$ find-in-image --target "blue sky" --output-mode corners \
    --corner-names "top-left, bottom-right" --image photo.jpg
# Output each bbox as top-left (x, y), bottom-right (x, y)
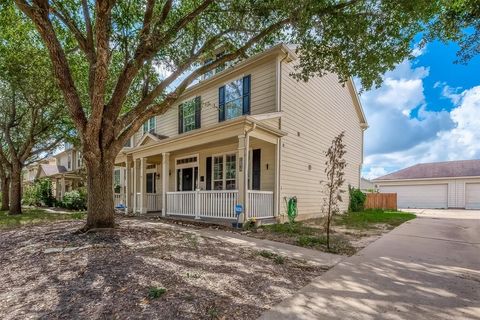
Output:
top-left (360, 40), bottom-right (480, 179)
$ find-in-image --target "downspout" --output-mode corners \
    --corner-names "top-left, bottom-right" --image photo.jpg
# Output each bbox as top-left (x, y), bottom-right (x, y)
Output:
top-left (275, 50), bottom-right (290, 218)
top-left (243, 123), bottom-right (256, 222)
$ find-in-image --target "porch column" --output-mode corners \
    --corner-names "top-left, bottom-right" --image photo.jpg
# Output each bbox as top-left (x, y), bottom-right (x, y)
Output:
top-left (237, 134), bottom-right (249, 222)
top-left (55, 178), bottom-right (60, 200)
top-left (139, 157), bottom-right (147, 214)
top-left (133, 159), bottom-right (138, 213)
top-left (125, 156), bottom-right (133, 213)
top-left (161, 152), bottom-right (170, 217)
top-left (274, 137), bottom-right (281, 217)
top-left (60, 175), bottom-right (66, 200)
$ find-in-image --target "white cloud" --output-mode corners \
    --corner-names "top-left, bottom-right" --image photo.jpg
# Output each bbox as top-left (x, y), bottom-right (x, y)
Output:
top-left (363, 85), bottom-right (480, 179)
top-left (359, 58), bottom-right (454, 156)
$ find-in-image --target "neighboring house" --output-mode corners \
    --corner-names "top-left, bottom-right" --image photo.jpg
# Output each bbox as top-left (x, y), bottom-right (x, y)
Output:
top-left (114, 43), bottom-right (368, 222)
top-left (360, 178), bottom-right (375, 192)
top-left (22, 144), bottom-right (85, 200)
top-left (374, 159), bottom-right (480, 209)
top-left (50, 145), bottom-right (84, 200)
top-left (23, 157), bottom-right (57, 186)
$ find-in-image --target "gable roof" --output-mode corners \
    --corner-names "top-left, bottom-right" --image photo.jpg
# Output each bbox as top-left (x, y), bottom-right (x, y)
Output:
top-left (135, 132), bottom-right (169, 148)
top-left (374, 159), bottom-right (480, 181)
top-left (38, 164), bottom-right (67, 177)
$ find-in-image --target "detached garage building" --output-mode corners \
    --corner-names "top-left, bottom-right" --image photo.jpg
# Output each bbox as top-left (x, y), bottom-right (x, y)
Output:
top-left (374, 160), bottom-right (480, 209)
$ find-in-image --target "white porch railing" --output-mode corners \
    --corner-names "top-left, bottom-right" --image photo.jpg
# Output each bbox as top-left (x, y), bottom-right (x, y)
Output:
top-left (132, 193), bottom-right (162, 212)
top-left (248, 190), bottom-right (274, 218)
top-left (114, 193), bottom-right (124, 207)
top-left (166, 190), bottom-right (239, 219)
top-left (146, 193), bottom-right (162, 212)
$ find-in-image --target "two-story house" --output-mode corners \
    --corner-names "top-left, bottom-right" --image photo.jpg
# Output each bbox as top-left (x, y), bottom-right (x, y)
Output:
top-left (114, 43), bottom-right (368, 222)
top-left (25, 143), bottom-right (85, 200)
top-left (23, 157), bottom-right (58, 186)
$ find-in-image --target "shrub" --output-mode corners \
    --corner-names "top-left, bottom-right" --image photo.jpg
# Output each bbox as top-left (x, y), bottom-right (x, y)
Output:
top-left (148, 287), bottom-right (166, 299)
top-left (22, 178), bottom-right (56, 207)
top-left (348, 185), bottom-right (366, 212)
top-left (60, 187), bottom-right (87, 210)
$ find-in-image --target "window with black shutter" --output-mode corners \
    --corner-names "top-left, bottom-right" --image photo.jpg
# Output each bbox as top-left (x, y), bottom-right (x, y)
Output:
top-left (179, 97), bottom-right (200, 133)
top-left (219, 75), bottom-right (251, 122)
top-left (206, 157), bottom-right (212, 190)
top-left (252, 149), bottom-right (261, 190)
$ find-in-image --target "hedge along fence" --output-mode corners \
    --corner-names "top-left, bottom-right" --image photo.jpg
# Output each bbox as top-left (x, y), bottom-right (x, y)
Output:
top-left (365, 193), bottom-right (397, 210)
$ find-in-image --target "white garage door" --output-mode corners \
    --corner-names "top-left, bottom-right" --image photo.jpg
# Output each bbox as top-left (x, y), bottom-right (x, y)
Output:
top-left (465, 183), bottom-right (480, 209)
top-left (380, 184), bottom-right (448, 209)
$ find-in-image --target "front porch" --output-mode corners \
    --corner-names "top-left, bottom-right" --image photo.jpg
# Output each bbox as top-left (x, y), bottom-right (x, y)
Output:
top-left (114, 116), bottom-right (284, 222)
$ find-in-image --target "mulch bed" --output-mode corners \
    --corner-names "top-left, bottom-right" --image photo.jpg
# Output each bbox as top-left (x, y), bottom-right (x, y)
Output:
top-left (0, 218), bottom-right (326, 319)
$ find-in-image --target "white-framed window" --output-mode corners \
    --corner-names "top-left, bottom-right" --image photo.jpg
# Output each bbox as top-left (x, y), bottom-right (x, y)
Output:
top-left (224, 79), bottom-right (243, 120)
top-left (143, 117), bottom-right (156, 134)
top-left (213, 155), bottom-right (223, 190)
top-left (67, 153), bottom-right (72, 170)
top-left (212, 153), bottom-right (236, 190)
top-left (182, 100), bottom-right (196, 133)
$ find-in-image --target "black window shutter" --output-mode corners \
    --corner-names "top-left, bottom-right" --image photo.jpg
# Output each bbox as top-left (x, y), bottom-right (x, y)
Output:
top-left (218, 86), bottom-right (225, 122)
top-left (195, 96), bottom-right (201, 129)
top-left (242, 75), bottom-right (251, 115)
top-left (252, 149), bottom-right (261, 190)
top-left (178, 104), bottom-right (184, 134)
top-left (206, 157), bottom-right (212, 190)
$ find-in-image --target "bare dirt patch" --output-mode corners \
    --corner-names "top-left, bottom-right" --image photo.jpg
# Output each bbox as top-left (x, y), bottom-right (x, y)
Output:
top-left (0, 218), bottom-right (326, 320)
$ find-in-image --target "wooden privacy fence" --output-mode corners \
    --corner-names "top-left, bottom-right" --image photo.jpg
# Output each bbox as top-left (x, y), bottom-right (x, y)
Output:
top-left (365, 193), bottom-right (397, 210)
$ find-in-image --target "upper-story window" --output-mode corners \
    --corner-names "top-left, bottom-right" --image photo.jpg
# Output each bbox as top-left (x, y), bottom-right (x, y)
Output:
top-left (178, 97), bottom-right (201, 134)
top-left (77, 151), bottom-right (82, 168)
top-left (124, 136), bottom-right (133, 148)
top-left (219, 75), bottom-right (251, 122)
top-left (67, 153), bottom-right (72, 170)
top-left (202, 52), bottom-right (227, 80)
top-left (143, 117), bottom-right (156, 134)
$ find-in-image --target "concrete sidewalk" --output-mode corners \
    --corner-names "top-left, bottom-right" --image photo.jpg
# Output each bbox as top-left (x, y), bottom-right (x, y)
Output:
top-left (260, 209), bottom-right (480, 320)
top-left (198, 228), bottom-right (344, 267)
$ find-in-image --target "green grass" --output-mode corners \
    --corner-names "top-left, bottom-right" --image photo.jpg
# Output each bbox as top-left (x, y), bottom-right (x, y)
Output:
top-left (148, 287), bottom-right (167, 299)
top-left (335, 209), bottom-right (416, 229)
top-left (257, 250), bottom-right (286, 264)
top-left (263, 221), bottom-right (317, 236)
top-left (0, 208), bottom-right (85, 229)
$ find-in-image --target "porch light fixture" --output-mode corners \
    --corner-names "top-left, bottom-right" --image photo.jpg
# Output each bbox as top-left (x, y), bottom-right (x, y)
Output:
top-left (266, 164), bottom-right (269, 170)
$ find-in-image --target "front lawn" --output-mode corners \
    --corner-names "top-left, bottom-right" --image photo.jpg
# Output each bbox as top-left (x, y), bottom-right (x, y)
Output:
top-left (247, 209), bottom-right (416, 255)
top-left (0, 208), bottom-right (85, 229)
top-left (0, 217), bottom-right (325, 319)
top-left (335, 209), bottom-right (416, 230)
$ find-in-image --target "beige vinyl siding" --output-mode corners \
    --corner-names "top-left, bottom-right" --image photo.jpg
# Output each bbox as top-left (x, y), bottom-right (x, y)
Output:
top-left (279, 62), bottom-right (363, 218)
top-left (131, 58), bottom-right (277, 146)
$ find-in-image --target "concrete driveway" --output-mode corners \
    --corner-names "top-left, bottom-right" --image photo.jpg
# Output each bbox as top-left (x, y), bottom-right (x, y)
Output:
top-left (260, 209), bottom-right (480, 320)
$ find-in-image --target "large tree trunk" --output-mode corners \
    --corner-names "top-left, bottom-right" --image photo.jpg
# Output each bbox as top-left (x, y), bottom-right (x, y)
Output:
top-left (83, 157), bottom-right (115, 230)
top-left (1, 176), bottom-right (10, 211)
top-left (9, 164), bottom-right (22, 215)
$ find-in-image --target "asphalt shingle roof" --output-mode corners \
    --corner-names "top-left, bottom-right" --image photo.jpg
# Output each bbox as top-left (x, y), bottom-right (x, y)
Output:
top-left (40, 164), bottom-right (67, 176)
top-left (374, 159), bottom-right (480, 180)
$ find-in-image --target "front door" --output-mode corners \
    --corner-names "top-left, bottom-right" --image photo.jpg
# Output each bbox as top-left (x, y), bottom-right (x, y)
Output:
top-left (182, 167), bottom-right (193, 191)
top-left (176, 167), bottom-right (198, 191)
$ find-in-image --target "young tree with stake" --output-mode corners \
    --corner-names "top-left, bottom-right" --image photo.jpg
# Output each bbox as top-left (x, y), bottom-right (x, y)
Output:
top-left (323, 131), bottom-right (347, 250)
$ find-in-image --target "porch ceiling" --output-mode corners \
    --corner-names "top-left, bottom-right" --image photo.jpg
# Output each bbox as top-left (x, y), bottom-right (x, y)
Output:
top-left (115, 116), bottom-right (285, 164)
